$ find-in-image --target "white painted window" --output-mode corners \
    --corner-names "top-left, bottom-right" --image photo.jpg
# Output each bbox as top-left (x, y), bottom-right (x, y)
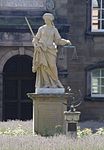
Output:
top-left (91, 69), bottom-right (104, 97)
top-left (91, 0), bottom-right (104, 31)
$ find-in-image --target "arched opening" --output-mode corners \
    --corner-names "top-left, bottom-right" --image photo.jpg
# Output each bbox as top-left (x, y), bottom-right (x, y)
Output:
top-left (3, 55), bottom-right (35, 121)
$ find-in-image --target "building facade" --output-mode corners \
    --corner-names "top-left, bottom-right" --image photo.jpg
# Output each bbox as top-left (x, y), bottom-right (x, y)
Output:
top-left (68, 0), bottom-right (104, 120)
top-left (0, 0), bottom-right (104, 121)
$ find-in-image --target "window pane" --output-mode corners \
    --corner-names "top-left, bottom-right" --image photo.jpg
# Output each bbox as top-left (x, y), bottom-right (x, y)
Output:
top-left (101, 69), bottom-right (104, 76)
top-left (92, 9), bottom-right (99, 30)
top-left (92, 0), bottom-right (99, 8)
top-left (102, 0), bottom-right (104, 8)
top-left (92, 69), bottom-right (100, 77)
top-left (91, 68), bottom-right (104, 96)
top-left (101, 78), bottom-right (104, 85)
top-left (92, 77), bottom-right (100, 86)
top-left (102, 10), bottom-right (104, 18)
top-left (92, 86), bottom-right (100, 94)
top-left (101, 87), bottom-right (104, 94)
top-left (101, 20), bottom-right (104, 29)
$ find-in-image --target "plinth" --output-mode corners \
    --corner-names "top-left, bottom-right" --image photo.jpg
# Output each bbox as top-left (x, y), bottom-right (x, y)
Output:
top-left (27, 90), bottom-right (68, 135)
top-left (64, 111), bottom-right (81, 137)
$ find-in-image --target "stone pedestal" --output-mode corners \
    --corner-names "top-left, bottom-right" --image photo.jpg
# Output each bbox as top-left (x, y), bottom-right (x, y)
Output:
top-left (27, 93), bottom-right (68, 135)
top-left (64, 111), bottom-right (81, 137)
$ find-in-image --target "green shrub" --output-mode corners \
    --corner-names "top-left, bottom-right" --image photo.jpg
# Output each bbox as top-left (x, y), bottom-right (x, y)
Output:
top-left (77, 128), bottom-right (92, 138)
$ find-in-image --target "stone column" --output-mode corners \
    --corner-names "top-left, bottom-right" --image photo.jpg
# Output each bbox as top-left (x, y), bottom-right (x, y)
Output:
top-left (64, 111), bottom-right (81, 137)
top-left (27, 93), bottom-right (68, 135)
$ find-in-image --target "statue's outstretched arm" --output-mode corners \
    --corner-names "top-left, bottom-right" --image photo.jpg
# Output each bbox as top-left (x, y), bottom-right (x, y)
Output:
top-left (54, 27), bottom-right (72, 46)
top-left (58, 39), bottom-right (71, 45)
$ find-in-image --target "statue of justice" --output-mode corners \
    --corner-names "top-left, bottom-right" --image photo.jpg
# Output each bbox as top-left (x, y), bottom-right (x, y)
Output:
top-left (25, 13), bottom-right (72, 88)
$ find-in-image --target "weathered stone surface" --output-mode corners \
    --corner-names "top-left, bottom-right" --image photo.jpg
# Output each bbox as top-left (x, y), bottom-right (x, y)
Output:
top-left (27, 93), bottom-right (68, 135)
top-left (0, 0), bottom-right (46, 8)
top-left (35, 88), bottom-right (65, 94)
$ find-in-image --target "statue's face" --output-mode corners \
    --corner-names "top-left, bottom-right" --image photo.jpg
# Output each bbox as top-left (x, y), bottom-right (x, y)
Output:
top-left (44, 18), bottom-right (52, 26)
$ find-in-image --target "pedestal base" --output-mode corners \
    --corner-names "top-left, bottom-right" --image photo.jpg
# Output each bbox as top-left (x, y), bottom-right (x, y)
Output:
top-left (27, 93), bottom-right (68, 135)
top-left (36, 88), bottom-right (65, 94)
top-left (64, 111), bottom-right (81, 137)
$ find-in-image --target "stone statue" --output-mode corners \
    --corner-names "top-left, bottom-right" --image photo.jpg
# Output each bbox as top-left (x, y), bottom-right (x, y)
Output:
top-left (32, 13), bottom-right (71, 88)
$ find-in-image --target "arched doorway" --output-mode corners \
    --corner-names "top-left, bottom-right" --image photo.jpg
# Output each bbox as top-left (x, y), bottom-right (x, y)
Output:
top-left (3, 55), bottom-right (35, 121)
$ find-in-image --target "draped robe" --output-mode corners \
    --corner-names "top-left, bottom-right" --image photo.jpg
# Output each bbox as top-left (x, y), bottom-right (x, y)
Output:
top-left (32, 25), bottom-right (70, 88)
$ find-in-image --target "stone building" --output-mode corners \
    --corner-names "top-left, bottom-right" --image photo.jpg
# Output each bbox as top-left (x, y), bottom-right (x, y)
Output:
top-left (0, 0), bottom-right (103, 121)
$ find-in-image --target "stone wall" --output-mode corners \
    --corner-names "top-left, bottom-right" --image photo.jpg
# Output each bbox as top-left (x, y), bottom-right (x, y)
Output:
top-left (54, 0), bottom-right (68, 17)
top-left (0, 0), bottom-right (46, 9)
top-left (67, 0), bottom-right (86, 93)
top-left (67, 0), bottom-right (104, 120)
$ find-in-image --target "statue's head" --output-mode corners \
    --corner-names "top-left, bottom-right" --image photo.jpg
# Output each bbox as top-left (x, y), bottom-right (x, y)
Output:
top-left (43, 13), bottom-right (54, 23)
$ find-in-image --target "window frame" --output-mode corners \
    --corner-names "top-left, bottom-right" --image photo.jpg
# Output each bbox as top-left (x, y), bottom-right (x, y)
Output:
top-left (91, 0), bottom-right (104, 32)
top-left (91, 68), bottom-right (104, 97)
top-left (85, 62), bottom-right (104, 101)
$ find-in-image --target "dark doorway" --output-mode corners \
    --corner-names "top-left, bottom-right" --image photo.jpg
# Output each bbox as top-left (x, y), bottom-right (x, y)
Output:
top-left (3, 55), bottom-right (35, 121)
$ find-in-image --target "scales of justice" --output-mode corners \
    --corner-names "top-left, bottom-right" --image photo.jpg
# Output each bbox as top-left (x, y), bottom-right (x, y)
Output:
top-left (26, 13), bottom-right (79, 135)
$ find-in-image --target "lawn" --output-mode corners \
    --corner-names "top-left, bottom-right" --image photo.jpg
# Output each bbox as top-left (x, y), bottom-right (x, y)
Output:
top-left (0, 120), bottom-right (104, 150)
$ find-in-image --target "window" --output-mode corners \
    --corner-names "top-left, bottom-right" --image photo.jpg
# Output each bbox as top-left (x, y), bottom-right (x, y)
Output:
top-left (85, 62), bottom-right (104, 100)
top-left (91, 69), bottom-right (104, 97)
top-left (91, 0), bottom-right (104, 31)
